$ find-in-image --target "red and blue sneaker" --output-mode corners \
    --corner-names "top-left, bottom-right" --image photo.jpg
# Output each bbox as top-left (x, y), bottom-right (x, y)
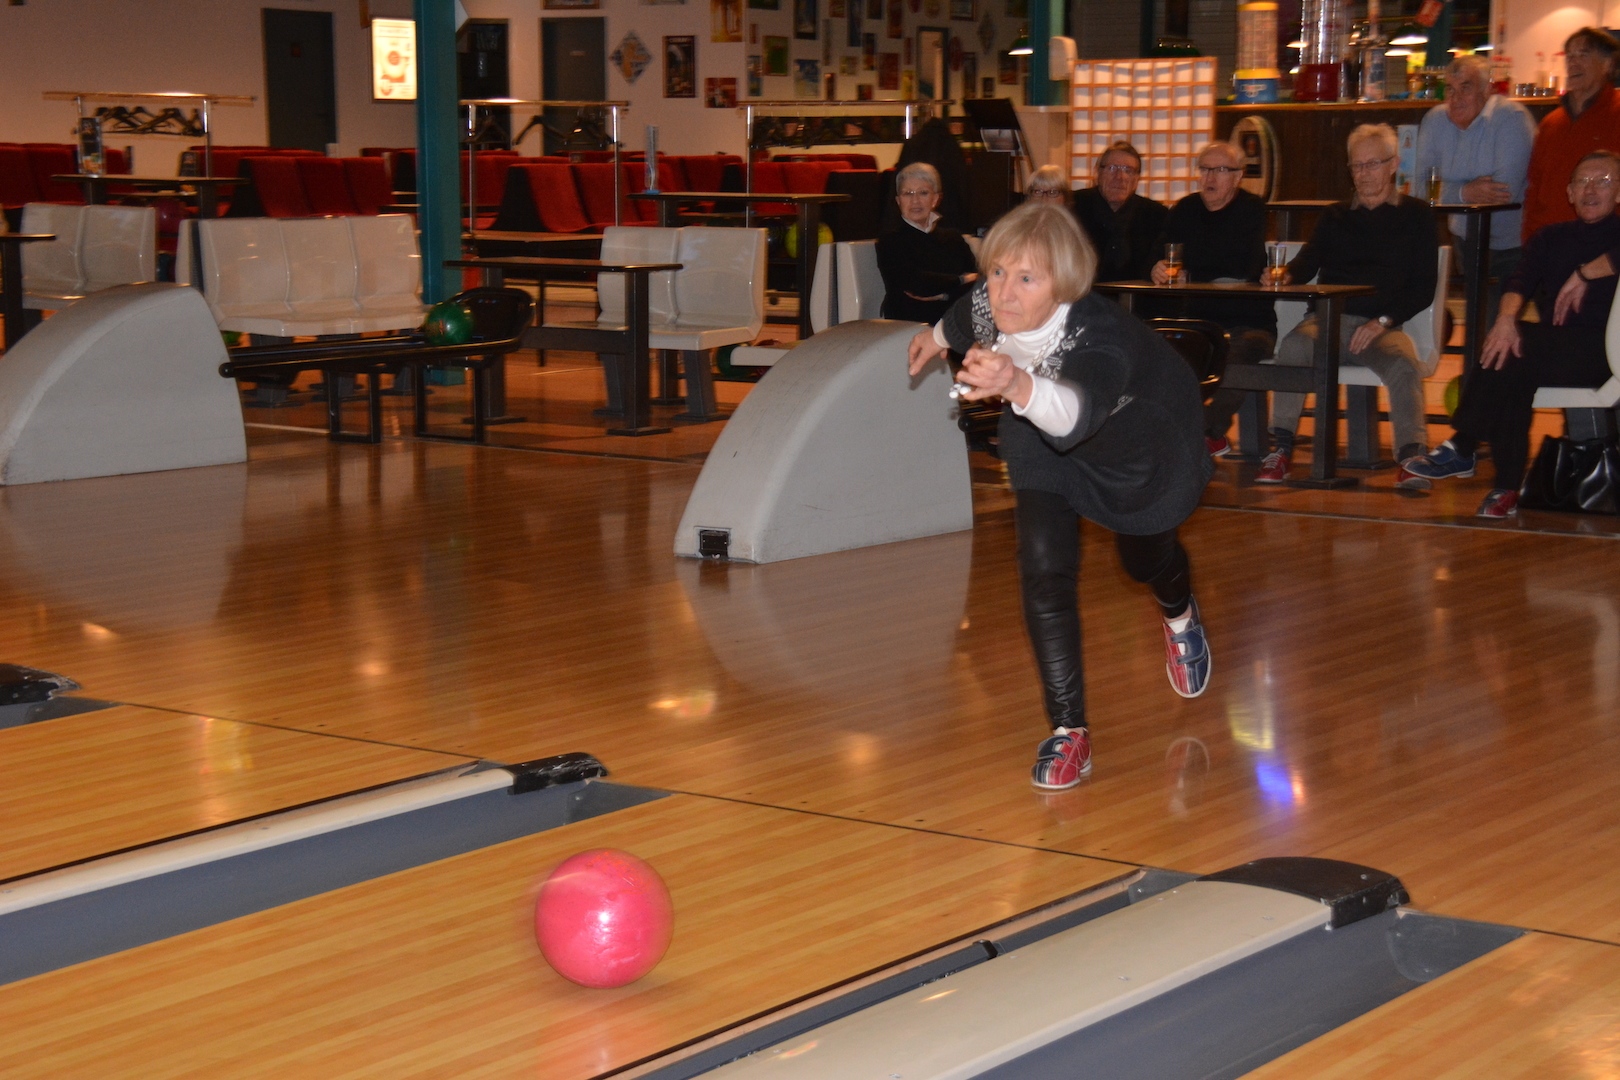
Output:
top-left (1164, 597), bottom-right (1211, 699)
top-left (1031, 726), bottom-right (1092, 790)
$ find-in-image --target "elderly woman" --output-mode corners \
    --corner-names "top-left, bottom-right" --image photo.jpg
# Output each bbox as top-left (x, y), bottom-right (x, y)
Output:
top-left (1025, 164), bottom-right (1073, 207)
top-left (877, 162), bottom-right (979, 323)
top-left (907, 202), bottom-right (1212, 790)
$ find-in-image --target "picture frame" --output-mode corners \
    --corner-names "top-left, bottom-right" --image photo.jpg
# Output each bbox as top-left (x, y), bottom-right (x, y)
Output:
top-left (949, 0), bottom-right (973, 19)
top-left (712, 0), bottom-right (743, 41)
top-left (544, 0), bottom-right (599, 9)
top-left (878, 51), bottom-right (899, 89)
top-left (664, 35), bottom-right (697, 97)
top-left (706, 77), bottom-right (738, 106)
top-left (793, 57), bottom-right (822, 96)
top-left (763, 34), bottom-right (790, 75)
top-left (794, 0), bottom-right (818, 39)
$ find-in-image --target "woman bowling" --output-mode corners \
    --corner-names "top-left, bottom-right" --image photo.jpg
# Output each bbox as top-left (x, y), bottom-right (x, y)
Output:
top-left (907, 201), bottom-right (1212, 790)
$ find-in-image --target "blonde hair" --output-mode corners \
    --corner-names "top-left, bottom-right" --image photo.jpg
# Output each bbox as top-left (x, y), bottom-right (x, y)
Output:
top-left (978, 202), bottom-right (1097, 304)
top-left (1347, 122), bottom-right (1398, 160)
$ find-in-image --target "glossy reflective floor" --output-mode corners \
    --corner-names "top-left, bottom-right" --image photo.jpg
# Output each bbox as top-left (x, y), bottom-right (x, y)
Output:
top-left (0, 359), bottom-right (1616, 1075)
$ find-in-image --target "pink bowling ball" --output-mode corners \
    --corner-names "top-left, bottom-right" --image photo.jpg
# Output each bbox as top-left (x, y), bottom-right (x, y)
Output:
top-left (534, 848), bottom-right (674, 988)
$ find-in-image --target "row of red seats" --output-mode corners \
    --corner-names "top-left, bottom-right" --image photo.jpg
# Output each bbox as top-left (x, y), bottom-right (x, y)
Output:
top-left (181, 145), bottom-right (323, 184)
top-left (0, 143), bottom-right (131, 210)
top-left (226, 156), bottom-right (395, 218)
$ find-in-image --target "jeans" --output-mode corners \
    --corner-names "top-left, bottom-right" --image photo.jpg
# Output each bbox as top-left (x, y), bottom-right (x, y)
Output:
top-left (1270, 312), bottom-right (1429, 456)
top-left (1015, 489), bottom-right (1192, 731)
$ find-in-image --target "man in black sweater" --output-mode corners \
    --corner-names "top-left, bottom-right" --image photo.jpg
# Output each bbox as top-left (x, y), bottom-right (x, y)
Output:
top-left (1260, 123), bottom-right (1439, 483)
top-left (1150, 140), bottom-right (1275, 456)
top-left (876, 161), bottom-right (979, 323)
top-left (1072, 142), bottom-right (1169, 284)
top-left (1403, 150), bottom-right (1620, 518)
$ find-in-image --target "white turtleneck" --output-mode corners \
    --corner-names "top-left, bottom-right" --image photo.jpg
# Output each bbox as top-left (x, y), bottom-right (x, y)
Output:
top-left (934, 302), bottom-right (1081, 437)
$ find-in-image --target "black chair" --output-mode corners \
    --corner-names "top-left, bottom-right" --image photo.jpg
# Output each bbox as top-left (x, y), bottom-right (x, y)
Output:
top-left (1148, 318), bottom-right (1228, 404)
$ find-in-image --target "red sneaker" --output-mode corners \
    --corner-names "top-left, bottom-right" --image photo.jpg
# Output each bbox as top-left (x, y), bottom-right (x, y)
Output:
top-left (1254, 450), bottom-right (1290, 484)
top-left (1031, 726), bottom-right (1092, 790)
top-left (1205, 435), bottom-right (1232, 458)
top-left (1476, 489), bottom-right (1519, 519)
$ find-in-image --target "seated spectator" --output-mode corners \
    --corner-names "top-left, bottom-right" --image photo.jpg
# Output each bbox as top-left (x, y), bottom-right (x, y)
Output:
top-left (1072, 142), bottom-right (1168, 284)
top-left (1403, 151), bottom-right (1620, 518)
top-left (876, 162), bottom-right (978, 324)
top-left (1521, 27), bottom-right (1620, 243)
top-left (1149, 140), bottom-right (1274, 457)
top-left (1259, 123), bottom-right (1439, 483)
top-left (1025, 165), bottom-right (1072, 208)
top-left (1416, 55), bottom-right (1534, 327)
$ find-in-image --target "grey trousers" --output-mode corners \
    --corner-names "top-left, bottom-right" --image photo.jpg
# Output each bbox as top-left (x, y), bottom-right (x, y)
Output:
top-left (1270, 312), bottom-right (1429, 455)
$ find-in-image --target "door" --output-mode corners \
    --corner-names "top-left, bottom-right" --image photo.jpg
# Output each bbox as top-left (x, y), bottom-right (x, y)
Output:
top-left (263, 8), bottom-right (337, 151)
top-left (540, 18), bottom-right (607, 157)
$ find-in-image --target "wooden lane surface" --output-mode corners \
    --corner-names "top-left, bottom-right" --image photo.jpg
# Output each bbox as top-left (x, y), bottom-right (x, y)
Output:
top-left (1250, 932), bottom-right (1620, 1078)
top-left (0, 705), bottom-right (470, 881)
top-left (0, 794), bottom-right (1127, 1078)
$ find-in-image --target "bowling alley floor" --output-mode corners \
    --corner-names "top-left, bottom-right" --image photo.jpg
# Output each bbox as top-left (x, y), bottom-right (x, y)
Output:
top-left (0, 338), bottom-right (1617, 1075)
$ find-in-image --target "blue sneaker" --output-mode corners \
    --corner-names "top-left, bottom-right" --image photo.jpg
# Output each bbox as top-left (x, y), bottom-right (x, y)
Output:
top-left (1032, 726), bottom-right (1092, 789)
top-left (1164, 597), bottom-right (1211, 699)
top-left (1402, 440), bottom-right (1476, 481)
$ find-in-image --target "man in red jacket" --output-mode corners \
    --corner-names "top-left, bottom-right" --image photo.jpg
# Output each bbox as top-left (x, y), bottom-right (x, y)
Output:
top-left (1521, 27), bottom-right (1620, 242)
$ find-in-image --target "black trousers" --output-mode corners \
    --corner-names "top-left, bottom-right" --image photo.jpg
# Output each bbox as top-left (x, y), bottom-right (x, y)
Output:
top-left (1452, 322), bottom-right (1611, 490)
top-left (1201, 326), bottom-right (1277, 438)
top-left (1015, 489), bottom-right (1192, 731)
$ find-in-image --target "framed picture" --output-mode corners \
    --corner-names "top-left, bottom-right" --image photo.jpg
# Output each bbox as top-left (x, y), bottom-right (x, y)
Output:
top-left (793, 57), bottom-right (821, 96)
top-left (665, 36), bottom-right (697, 96)
top-left (900, 68), bottom-right (915, 97)
top-left (846, 0), bottom-right (863, 47)
top-left (997, 49), bottom-right (1017, 84)
top-left (763, 34), bottom-right (790, 75)
top-left (746, 54), bottom-right (764, 95)
top-left (839, 56), bottom-right (859, 75)
top-left (981, 75), bottom-right (995, 96)
top-left (706, 77), bottom-right (738, 106)
top-left (878, 51), bottom-right (899, 89)
top-left (544, 0), bottom-right (598, 9)
top-left (866, 0), bottom-right (882, 18)
top-left (829, 0), bottom-right (845, 14)
top-left (915, 26), bottom-right (944, 98)
top-left (712, 0), bottom-right (743, 41)
top-left (862, 32), bottom-right (876, 69)
top-left (949, 0), bottom-right (973, 18)
top-left (960, 53), bottom-right (976, 96)
top-left (886, 0), bottom-right (903, 37)
top-left (611, 31), bottom-right (654, 84)
top-left (823, 19), bottom-right (833, 63)
top-left (794, 0), bottom-right (818, 39)
top-left (856, 82), bottom-right (875, 100)
top-left (748, 0), bottom-right (779, 10)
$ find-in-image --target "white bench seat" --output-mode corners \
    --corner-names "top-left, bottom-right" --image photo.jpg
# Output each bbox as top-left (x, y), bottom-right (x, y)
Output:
top-left (21, 203), bottom-right (156, 310)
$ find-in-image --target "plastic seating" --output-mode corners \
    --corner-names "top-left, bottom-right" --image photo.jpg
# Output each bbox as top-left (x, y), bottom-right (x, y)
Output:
top-left (677, 155), bottom-right (739, 192)
top-left (652, 226), bottom-right (767, 420)
top-left (1530, 281), bottom-right (1620, 440)
top-left (343, 157), bottom-right (393, 215)
top-left (349, 215), bottom-right (427, 330)
top-left (19, 203), bottom-right (85, 306)
top-left (297, 157), bottom-right (357, 215)
top-left (597, 225), bottom-right (680, 327)
top-left (730, 240), bottom-right (883, 367)
top-left (18, 203), bottom-right (155, 310)
top-left (281, 217), bottom-right (364, 325)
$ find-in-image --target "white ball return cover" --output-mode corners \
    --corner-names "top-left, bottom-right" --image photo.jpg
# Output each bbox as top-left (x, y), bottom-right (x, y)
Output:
top-left (674, 320), bottom-right (972, 563)
top-left (0, 284), bottom-right (247, 485)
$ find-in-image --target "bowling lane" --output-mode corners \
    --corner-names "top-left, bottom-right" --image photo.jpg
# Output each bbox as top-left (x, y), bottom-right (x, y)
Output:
top-left (0, 705), bottom-right (471, 881)
top-left (0, 794), bottom-right (1127, 1079)
top-left (1247, 932), bottom-right (1620, 1078)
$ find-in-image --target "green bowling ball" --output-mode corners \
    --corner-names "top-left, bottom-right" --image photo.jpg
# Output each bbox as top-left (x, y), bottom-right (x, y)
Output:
top-left (1444, 375), bottom-right (1461, 416)
top-left (423, 300), bottom-right (475, 346)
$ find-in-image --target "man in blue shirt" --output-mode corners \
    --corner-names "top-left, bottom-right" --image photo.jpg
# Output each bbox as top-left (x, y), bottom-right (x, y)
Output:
top-left (1415, 56), bottom-right (1535, 327)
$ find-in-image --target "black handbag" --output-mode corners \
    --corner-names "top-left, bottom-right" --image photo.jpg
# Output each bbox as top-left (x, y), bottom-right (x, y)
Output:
top-left (1519, 435), bottom-right (1620, 514)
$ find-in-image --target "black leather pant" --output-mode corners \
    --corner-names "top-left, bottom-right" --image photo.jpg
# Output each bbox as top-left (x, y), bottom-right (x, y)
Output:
top-left (1015, 489), bottom-right (1192, 731)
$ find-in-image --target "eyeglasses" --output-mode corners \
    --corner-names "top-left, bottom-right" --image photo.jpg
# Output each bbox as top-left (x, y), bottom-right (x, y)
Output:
top-left (1099, 163), bottom-right (1140, 176)
top-left (1572, 174), bottom-right (1618, 188)
top-left (898, 189), bottom-right (937, 198)
top-left (1027, 188), bottom-right (1066, 199)
top-left (1348, 156), bottom-right (1396, 173)
top-left (1198, 165), bottom-right (1241, 175)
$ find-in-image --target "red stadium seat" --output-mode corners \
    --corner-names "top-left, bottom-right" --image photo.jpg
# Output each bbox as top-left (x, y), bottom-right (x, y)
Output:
top-left (573, 162), bottom-right (630, 228)
top-left (26, 145), bottom-right (84, 203)
top-left (343, 157), bottom-right (393, 215)
top-left (298, 157), bottom-right (358, 215)
top-left (240, 156), bottom-right (313, 217)
top-left (0, 146), bottom-right (42, 210)
top-left (677, 155), bottom-right (733, 192)
top-left (520, 164), bottom-right (592, 233)
top-left (781, 161), bottom-right (847, 194)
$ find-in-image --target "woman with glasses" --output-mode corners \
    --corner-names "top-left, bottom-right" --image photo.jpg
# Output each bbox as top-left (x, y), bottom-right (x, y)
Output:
top-left (876, 162), bottom-right (979, 323)
top-left (1072, 142), bottom-right (1168, 284)
top-left (1025, 165), bottom-right (1073, 207)
top-left (1259, 123), bottom-right (1439, 484)
top-left (906, 202), bottom-right (1213, 790)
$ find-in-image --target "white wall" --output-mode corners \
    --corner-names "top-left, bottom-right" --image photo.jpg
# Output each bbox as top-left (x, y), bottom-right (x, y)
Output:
top-left (1497, 0), bottom-right (1610, 87)
top-left (0, 0), bottom-right (417, 174)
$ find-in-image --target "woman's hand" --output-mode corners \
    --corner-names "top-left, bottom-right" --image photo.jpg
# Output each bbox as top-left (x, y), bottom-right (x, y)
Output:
top-left (957, 343), bottom-right (1032, 406)
top-left (908, 326), bottom-right (948, 376)
top-left (1479, 315), bottom-right (1522, 370)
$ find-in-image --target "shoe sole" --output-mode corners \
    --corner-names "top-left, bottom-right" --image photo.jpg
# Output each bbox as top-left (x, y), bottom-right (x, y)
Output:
top-left (1208, 445), bottom-right (1231, 459)
top-left (1031, 766), bottom-right (1091, 791)
top-left (1253, 474), bottom-right (1287, 485)
top-left (1394, 472), bottom-right (1431, 491)
top-left (1406, 465), bottom-right (1475, 481)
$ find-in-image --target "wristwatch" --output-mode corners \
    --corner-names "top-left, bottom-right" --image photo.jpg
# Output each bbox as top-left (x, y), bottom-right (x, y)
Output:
top-left (1376, 315), bottom-right (1394, 329)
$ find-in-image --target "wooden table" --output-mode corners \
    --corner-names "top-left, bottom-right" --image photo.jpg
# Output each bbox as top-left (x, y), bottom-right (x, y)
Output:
top-left (631, 191), bottom-right (849, 339)
top-left (1432, 201), bottom-right (1520, 383)
top-left (448, 255), bottom-right (682, 436)
top-left (0, 233), bottom-right (54, 351)
top-left (53, 174), bottom-right (246, 218)
top-left (1096, 279), bottom-right (1377, 487)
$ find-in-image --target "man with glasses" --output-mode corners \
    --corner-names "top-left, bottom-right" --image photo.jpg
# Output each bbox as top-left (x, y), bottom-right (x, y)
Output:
top-left (1150, 140), bottom-right (1273, 457)
top-left (1416, 55), bottom-right (1534, 327)
top-left (1258, 124), bottom-right (1439, 484)
top-left (1072, 142), bottom-right (1168, 284)
top-left (1403, 152), bottom-right (1620, 518)
top-left (1521, 27), bottom-right (1620, 243)
top-left (876, 161), bottom-right (979, 323)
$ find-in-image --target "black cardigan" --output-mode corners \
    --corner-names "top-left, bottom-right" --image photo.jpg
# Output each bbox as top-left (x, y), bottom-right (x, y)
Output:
top-left (1073, 187), bottom-right (1169, 284)
top-left (876, 223), bottom-right (979, 324)
top-left (937, 283), bottom-right (1211, 535)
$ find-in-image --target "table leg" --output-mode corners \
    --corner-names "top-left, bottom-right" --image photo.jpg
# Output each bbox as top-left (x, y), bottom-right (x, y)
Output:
top-left (798, 203), bottom-right (821, 340)
top-left (461, 264), bottom-right (525, 427)
top-left (657, 201), bottom-right (676, 228)
top-left (195, 186), bottom-right (218, 219)
top-left (1459, 212), bottom-right (1490, 394)
top-left (607, 270), bottom-right (672, 437)
top-left (1, 242), bottom-right (27, 351)
top-left (1295, 297), bottom-right (1357, 489)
